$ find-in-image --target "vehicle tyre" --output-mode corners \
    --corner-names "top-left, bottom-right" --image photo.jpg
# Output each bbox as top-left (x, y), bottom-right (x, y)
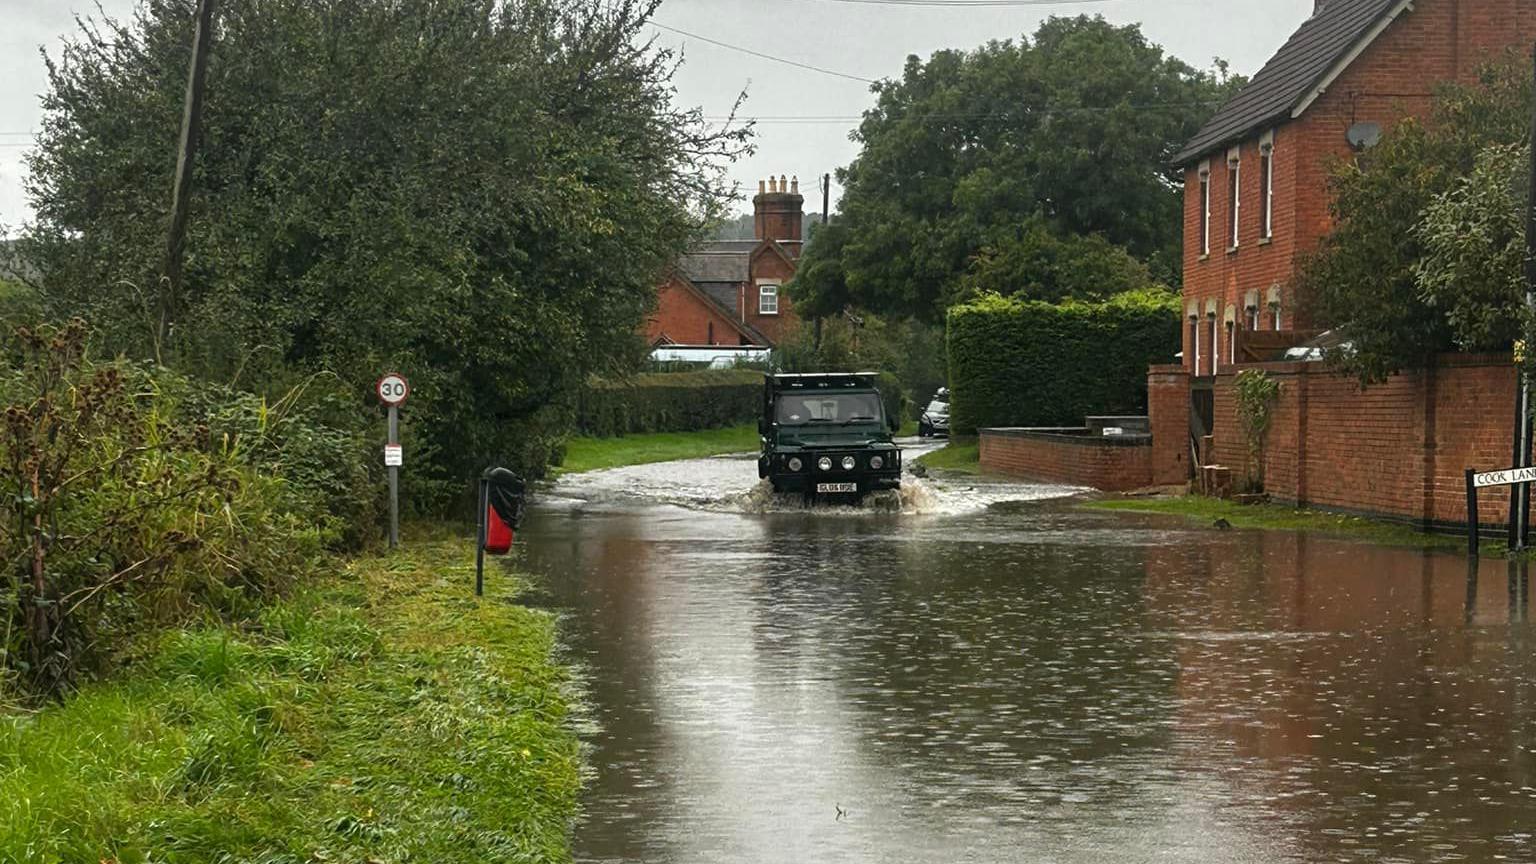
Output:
top-left (918, 421), bottom-right (932, 438)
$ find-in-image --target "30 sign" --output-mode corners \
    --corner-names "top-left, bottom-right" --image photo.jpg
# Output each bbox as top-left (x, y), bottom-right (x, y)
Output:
top-left (376, 372), bottom-right (410, 406)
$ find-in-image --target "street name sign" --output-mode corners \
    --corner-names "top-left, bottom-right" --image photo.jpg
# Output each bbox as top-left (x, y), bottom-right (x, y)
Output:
top-left (1473, 466), bottom-right (1536, 488)
top-left (376, 372), bottom-right (410, 406)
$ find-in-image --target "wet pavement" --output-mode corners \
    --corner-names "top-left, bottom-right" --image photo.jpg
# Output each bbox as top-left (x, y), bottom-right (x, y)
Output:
top-left (519, 450), bottom-right (1536, 864)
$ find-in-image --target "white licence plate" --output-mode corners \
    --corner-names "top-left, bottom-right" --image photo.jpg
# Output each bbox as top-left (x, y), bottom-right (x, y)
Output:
top-left (817, 483), bottom-right (858, 494)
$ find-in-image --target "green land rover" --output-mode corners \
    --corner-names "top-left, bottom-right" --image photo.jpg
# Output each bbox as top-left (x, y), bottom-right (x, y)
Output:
top-left (758, 373), bottom-right (903, 499)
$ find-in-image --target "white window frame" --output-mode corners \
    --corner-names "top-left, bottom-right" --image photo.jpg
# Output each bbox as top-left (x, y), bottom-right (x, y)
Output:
top-left (1259, 130), bottom-right (1275, 241)
top-left (1207, 304), bottom-right (1220, 375)
top-left (757, 280), bottom-right (780, 315)
top-left (1190, 315), bottom-right (1201, 375)
top-left (1198, 160), bottom-right (1212, 257)
top-left (1227, 146), bottom-right (1242, 250)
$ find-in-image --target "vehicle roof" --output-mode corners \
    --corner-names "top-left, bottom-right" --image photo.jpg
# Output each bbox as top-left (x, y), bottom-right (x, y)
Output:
top-left (767, 372), bottom-right (881, 390)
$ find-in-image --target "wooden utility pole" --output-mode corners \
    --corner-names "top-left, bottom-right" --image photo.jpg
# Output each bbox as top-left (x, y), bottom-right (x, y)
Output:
top-left (161, 0), bottom-right (217, 361)
top-left (1513, 40), bottom-right (1536, 550)
top-left (815, 173), bottom-right (830, 351)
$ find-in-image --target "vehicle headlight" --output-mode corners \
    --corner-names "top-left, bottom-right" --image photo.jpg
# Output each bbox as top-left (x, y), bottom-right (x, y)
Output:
top-left (788, 457), bottom-right (803, 472)
top-left (841, 456), bottom-right (857, 471)
top-left (818, 457), bottom-right (833, 472)
top-left (870, 455), bottom-right (884, 470)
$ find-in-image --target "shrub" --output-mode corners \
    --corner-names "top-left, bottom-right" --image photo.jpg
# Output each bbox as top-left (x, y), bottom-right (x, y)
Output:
top-left (162, 375), bottom-right (381, 549)
top-left (576, 369), bottom-right (764, 437)
top-left (0, 322), bottom-right (346, 700)
top-left (946, 290), bottom-right (1181, 434)
top-left (1234, 369), bottom-right (1282, 492)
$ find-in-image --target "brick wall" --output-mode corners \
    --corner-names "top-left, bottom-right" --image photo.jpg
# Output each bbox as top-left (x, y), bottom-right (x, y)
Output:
top-left (979, 429), bottom-right (1152, 492)
top-left (1194, 355), bottom-right (1519, 529)
top-left (645, 276), bottom-right (754, 346)
top-left (1148, 364), bottom-right (1192, 485)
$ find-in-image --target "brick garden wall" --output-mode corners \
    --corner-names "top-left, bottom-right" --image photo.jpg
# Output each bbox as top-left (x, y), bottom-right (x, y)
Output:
top-left (1185, 355), bottom-right (1519, 529)
top-left (979, 429), bottom-right (1152, 492)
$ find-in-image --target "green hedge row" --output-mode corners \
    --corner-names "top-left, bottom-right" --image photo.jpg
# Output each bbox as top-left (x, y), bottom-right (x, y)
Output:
top-left (577, 369), bottom-right (764, 436)
top-left (947, 290), bottom-right (1181, 434)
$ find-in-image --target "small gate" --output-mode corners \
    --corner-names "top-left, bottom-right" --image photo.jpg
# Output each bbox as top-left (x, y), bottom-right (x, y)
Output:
top-left (1190, 380), bottom-right (1215, 472)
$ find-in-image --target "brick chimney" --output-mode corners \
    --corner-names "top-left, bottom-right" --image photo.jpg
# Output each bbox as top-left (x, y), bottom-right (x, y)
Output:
top-left (754, 174), bottom-right (804, 253)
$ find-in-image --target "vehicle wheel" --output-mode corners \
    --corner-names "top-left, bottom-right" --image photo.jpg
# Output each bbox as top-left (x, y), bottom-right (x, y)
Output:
top-left (918, 421), bottom-right (932, 437)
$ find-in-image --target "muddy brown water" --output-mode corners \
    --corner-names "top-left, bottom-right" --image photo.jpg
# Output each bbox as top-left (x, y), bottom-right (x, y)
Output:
top-left (519, 454), bottom-right (1536, 863)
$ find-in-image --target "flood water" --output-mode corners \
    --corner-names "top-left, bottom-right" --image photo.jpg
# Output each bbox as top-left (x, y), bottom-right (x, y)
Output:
top-left (520, 452), bottom-right (1536, 864)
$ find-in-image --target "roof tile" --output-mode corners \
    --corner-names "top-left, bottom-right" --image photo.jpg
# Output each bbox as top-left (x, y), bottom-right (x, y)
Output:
top-left (1173, 0), bottom-right (1403, 165)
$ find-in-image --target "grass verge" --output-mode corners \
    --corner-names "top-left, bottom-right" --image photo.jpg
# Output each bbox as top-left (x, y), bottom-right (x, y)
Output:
top-left (1, 538), bottom-right (580, 863)
top-left (915, 438), bottom-right (981, 474)
top-left (1086, 496), bottom-right (1472, 551)
top-left (559, 424), bottom-right (758, 473)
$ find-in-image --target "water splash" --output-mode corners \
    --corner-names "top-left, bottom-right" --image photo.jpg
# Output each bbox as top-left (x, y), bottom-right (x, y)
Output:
top-left (546, 452), bottom-right (1083, 516)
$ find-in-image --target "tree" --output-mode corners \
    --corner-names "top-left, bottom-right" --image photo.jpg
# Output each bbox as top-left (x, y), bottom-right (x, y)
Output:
top-left (957, 218), bottom-right (1154, 303)
top-left (710, 212), bottom-right (757, 241)
top-left (1414, 143), bottom-right (1530, 354)
top-left (20, 0), bottom-right (749, 505)
top-left (1296, 58), bottom-right (1531, 382)
top-left (793, 16), bottom-right (1240, 323)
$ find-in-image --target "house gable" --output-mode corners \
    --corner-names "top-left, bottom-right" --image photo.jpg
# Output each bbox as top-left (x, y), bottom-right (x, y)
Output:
top-left (645, 273), bottom-right (770, 347)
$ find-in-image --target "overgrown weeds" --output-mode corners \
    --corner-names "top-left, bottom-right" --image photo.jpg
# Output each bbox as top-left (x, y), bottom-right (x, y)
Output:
top-left (0, 538), bottom-right (581, 862)
top-left (0, 321), bottom-right (371, 701)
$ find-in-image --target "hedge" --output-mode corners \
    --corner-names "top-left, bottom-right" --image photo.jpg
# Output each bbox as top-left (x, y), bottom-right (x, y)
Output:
top-left (578, 369), bottom-right (764, 436)
top-left (946, 290), bottom-right (1181, 434)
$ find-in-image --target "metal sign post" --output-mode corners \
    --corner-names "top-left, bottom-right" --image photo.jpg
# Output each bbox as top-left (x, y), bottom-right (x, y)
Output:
top-left (475, 474), bottom-right (489, 596)
top-left (376, 372), bottom-right (410, 549)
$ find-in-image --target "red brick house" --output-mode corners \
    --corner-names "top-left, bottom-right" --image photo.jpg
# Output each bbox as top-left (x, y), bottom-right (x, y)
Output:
top-left (646, 176), bottom-right (805, 351)
top-left (1140, 0), bottom-right (1536, 529)
top-left (1176, 0), bottom-right (1536, 375)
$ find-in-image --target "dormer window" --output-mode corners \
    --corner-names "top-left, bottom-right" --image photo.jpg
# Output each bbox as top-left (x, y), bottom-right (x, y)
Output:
top-left (1198, 160), bottom-right (1212, 257)
top-left (1227, 146), bottom-right (1242, 250)
top-left (1259, 131), bottom-right (1275, 240)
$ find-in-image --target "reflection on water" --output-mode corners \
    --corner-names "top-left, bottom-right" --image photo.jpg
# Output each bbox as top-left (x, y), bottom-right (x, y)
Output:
top-left (520, 462), bottom-right (1536, 864)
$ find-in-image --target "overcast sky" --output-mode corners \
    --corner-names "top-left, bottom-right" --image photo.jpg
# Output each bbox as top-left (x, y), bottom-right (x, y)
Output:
top-left (0, 0), bottom-right (1314, 230)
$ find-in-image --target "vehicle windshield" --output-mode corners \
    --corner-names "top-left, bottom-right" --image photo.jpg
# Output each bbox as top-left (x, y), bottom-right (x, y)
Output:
top-left (926, 400), bottom-right (948, 415)
top-left (775, 392), bottom-right (885, 426)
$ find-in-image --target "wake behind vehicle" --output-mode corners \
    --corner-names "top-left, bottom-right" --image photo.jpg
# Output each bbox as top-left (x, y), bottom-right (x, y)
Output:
top-left (758, 373), bottom-right (902, 500)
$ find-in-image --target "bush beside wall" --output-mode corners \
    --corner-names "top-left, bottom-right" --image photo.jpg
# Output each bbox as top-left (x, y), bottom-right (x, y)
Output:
top-left (947, 290), bottom-right (1180, 435)
top-left (577, 369), bottom-right (764, 437)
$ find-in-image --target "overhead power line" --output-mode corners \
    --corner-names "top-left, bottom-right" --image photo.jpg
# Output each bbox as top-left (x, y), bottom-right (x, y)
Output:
top-left (790, 0), bottom-right (1118, 5)
top-left (699, 103), bottom-right (1221, 124)
top-left (648, 21), bottom-right (876, 84)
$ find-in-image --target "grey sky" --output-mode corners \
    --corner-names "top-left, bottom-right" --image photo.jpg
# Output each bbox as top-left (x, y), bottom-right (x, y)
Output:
top-left (0, 0), bottom-right (1314, 230)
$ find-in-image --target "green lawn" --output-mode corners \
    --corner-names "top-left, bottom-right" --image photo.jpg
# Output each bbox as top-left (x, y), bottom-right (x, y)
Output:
top-left (916, 438), bottom-right (981, 474)
top-left (0, 538), bottom-right (580, 863)
top-left (1087, 496), bottom-right (1474, 551)
top-left (559, 424), bottom-right (759, 473)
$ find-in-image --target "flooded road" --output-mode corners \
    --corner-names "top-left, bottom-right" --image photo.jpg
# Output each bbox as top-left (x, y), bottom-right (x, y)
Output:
top-left (521, 453), bottom-right (1536, 863)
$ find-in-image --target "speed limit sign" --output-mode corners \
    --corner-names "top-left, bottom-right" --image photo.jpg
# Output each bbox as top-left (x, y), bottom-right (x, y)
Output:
top-left (376, 372), bottom-right (410, 406)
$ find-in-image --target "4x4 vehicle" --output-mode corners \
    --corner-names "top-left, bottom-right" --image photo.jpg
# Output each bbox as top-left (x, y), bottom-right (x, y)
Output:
top-left (758, 373), bottom-right (902, 499)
